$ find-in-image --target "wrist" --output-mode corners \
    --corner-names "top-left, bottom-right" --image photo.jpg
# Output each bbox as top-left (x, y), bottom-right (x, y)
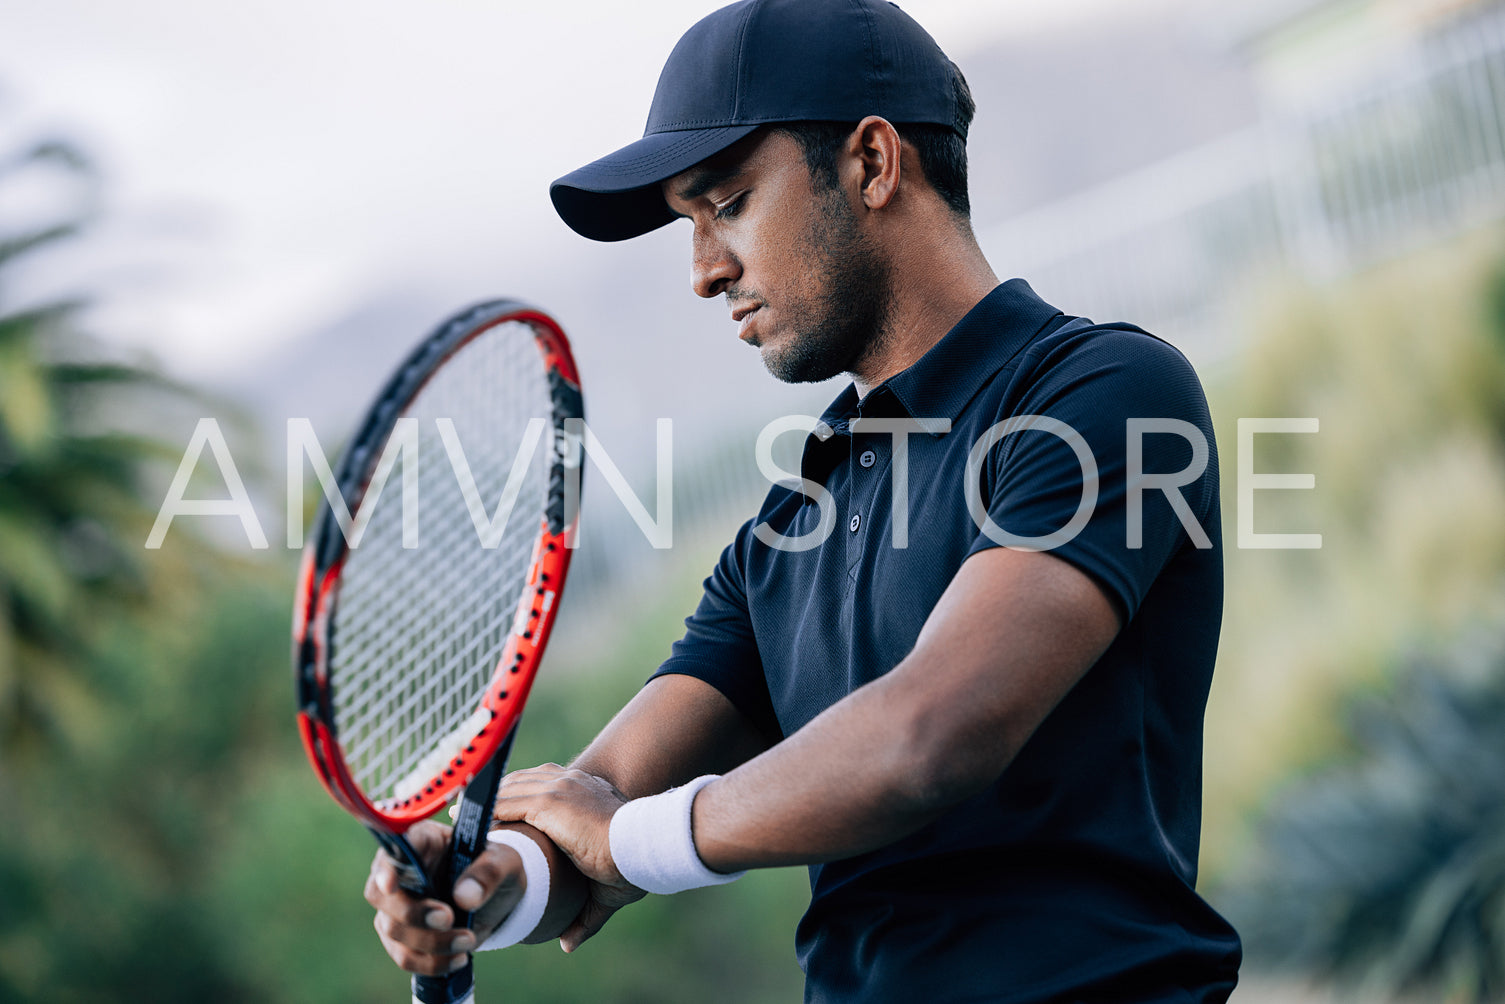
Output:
top-left (475, 829), bottom-right (551, 951)
top-left (608, 775), bottom-right (746, 895)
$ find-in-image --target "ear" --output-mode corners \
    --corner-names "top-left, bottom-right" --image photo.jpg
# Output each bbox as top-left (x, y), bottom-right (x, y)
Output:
top-left (848, 116), bottom-right (902, 211)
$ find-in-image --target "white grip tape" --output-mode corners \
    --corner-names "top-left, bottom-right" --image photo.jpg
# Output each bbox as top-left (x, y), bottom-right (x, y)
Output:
top-left (608, 774), bottom-right (746, 895)
top-left (475, 829), bottom-right (552, 951)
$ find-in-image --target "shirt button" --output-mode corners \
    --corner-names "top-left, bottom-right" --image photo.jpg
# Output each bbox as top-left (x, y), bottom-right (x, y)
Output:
top-left (859, 450), bottom-right (877, 468)
top-left (849, 514), bottom-right (861, 532)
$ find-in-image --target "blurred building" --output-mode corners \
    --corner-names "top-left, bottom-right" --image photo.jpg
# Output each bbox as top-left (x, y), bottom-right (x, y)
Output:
top-left (979, 0), bottom-right (1505, 365)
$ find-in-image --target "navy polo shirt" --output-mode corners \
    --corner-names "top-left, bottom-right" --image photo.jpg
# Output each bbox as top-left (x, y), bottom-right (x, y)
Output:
top-left (651, 280), bottom-right (1242, 1002)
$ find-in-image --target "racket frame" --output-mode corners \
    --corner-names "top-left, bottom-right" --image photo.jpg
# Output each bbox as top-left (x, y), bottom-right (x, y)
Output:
top-left (291, 300), bottom-right (582, 1003)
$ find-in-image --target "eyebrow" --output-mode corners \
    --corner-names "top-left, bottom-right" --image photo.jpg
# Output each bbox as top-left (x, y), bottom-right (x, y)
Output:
top-left (673, 163), bottom-right (741, 204)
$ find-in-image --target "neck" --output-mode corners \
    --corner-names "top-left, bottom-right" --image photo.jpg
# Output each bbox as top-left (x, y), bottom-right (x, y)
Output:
top-left (849, 223), bottom-right (999, 398)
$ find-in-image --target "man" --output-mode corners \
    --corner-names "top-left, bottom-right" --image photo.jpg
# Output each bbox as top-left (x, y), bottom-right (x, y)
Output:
top-left (365, 1), bottom-right (1243, 1000)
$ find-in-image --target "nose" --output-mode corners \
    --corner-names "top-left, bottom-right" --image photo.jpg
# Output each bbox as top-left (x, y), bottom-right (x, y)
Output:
top-left (690, 226), bottom-right (740, 299)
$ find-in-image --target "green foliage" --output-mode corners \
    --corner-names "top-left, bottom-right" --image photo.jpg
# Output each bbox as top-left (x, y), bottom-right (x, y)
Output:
top-left (0, 149), bottom-right (207, 760)
top-left (1, 549), bottom-right (816, 1004)
top-left (1196, 225), bottom-right (1505, 999)
top-left (1223, 628), bottom-right (1505, 1002)
top-left (0, 122), bottom-right (810, 1001)
top-left (1201, 229), bottom-right (1505, 876)
top-left (0, 574), bottom-right (291, 1004)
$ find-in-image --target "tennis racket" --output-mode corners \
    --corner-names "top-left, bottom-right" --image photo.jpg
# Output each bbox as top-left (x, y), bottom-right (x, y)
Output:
top-left (292, 300), bottom-right (583, 1004)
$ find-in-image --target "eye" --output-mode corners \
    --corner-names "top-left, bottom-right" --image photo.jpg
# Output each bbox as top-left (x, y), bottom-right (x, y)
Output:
top-left (714, 192), bottom-right (748, 221)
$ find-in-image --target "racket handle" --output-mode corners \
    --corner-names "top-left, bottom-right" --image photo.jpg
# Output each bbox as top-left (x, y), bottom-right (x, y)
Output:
top-left (367, 831), bottom-right (477, 1003)
top-left (413, 966), bottom-right (474, 1004)
top-left (405, 748), bottom-right (510, 1004)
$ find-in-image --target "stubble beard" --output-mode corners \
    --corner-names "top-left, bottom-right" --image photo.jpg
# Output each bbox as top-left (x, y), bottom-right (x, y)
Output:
top-left (759, 190), bottom-right (894, 385)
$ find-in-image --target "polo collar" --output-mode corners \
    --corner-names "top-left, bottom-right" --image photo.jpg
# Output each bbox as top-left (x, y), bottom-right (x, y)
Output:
top-left (797, 279), bottom-right (1064, 494)
top-left (882, 278), bottom-right (1063, 426)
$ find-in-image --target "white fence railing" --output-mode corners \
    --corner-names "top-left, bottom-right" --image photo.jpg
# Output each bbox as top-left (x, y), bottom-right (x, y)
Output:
top-left (979, 3), bottom-right (1505, 363)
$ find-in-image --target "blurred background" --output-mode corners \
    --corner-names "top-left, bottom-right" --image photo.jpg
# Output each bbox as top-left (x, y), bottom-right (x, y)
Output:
top-left (2, 0), bottom-right (1504, 1000)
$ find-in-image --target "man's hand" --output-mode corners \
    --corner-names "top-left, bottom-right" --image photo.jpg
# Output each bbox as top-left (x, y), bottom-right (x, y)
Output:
top-left (363, 819), bottom-right (525, 977)
top-left (492, 763), bottom-right (646, 950)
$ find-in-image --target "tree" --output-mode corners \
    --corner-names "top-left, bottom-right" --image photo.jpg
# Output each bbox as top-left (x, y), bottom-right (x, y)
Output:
top-left (1225, 626), bottom-right (1505, 1002)
top-left (0, 138), bottom-right (204, 757)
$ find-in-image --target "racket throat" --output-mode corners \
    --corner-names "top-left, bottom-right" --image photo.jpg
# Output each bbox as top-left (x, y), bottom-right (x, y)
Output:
top-left (435, 723), bottom-right (515, 905)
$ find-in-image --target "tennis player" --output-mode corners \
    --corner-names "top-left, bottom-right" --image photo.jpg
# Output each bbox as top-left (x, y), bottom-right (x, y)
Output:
top-left (365, 1), bottom-right (1243, 999)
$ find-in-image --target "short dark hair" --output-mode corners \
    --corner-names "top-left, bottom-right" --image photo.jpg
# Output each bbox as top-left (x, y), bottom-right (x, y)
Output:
top-left (774, 62), bottom-right (975, 218)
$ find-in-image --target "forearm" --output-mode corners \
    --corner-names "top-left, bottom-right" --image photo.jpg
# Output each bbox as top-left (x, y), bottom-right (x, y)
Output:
top-left (691, 548), bottom-right (1121, 873)
top-left (570, 674), bottom-right (773, 798)
top-left (691, 664), bottom-right (967, 871)
top-left (492, 553), bottom-right (1118, 917)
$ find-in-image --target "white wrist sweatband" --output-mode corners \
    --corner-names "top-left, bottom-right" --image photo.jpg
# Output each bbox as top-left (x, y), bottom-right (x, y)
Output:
top-left (475, 829), bottom-right (552, 951)
top-left (608, 774), bottom-right (746, 895)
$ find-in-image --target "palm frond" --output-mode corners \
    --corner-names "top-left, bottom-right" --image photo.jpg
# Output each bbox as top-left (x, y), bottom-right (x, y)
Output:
top-left (1224, 627), bottom-right (1505, 1002)
top-left (0, 223), bottom-right (83, 271)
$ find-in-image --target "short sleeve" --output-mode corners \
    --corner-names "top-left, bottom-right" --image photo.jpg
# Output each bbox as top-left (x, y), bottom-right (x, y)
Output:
top-left (649, 519), bottom-right (782, 741)
top-left (966, 327), bottom-right (1219, 623)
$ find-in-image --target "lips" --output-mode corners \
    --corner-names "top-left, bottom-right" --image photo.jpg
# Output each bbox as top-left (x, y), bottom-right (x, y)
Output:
top-left (733, 304), bottom-right (761, 342)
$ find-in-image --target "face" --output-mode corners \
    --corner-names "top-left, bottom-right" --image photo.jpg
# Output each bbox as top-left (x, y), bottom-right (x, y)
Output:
top-left (661, 130), bottom-right (893, 384)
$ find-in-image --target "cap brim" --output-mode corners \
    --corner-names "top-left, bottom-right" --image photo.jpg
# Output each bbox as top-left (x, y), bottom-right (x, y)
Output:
top-left (549, 124), bottom-right (760, 242)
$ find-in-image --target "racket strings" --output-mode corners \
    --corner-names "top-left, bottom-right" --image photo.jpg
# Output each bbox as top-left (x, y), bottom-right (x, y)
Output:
top-left (327, 322), bottom-right (552, 802)
top-left (335, 338), bottom-right (543, 797)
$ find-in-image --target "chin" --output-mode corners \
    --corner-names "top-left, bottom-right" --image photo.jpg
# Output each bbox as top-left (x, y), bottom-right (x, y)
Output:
top-left (760, 347), bottom-right (834, 385)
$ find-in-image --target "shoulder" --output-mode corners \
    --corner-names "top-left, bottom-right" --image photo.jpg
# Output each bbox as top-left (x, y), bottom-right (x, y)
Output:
top-left (1029, 319), bottom-right (1200, 383)
top-left (1005, 320), bottom-right (1212, 426)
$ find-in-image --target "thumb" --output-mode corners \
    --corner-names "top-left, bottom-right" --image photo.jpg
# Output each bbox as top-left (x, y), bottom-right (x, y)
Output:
top-left (452, 838), bottom-right (526, 914)
top-left (559, 895), bottom-right (620, 953)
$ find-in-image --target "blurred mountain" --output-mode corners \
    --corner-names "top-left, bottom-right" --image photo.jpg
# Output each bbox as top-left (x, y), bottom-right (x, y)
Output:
top-left (220, 5), bottom-right (1261, 476)
top-left (214, 288), bottom-right (444, 443)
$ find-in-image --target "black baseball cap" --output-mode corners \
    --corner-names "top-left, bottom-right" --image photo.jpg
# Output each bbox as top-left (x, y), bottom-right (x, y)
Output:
top-left (550, 0), bottom-right (966, 242)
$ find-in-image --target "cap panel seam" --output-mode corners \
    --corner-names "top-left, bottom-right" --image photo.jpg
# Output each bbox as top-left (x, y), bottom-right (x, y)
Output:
top-left (731, 0), bottom-right (755, 122)
top-left (850, 0), bottom-right (881, 112)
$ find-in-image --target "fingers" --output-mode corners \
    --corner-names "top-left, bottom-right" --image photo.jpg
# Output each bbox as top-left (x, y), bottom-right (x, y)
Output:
top-left (363, 822), bottom-right (528, 975)
top-left (365, 850), bottom-right (449, 927)
top-left (493, 763), bottom-right (570, 805)
top-left (373, 911), bottom-right (474, 977)
top-left (491, 766), bottom-right (630, 888)
top-left (365, 821), bottom-right (450, 901)
top-left (366, 857), bottom-right (477, 974)
top-left (495, 764), bottom-right (613, 804)
top-left (364, 857), bottom-right (463, 951)
top-left (496, 764), bottom-right (627, 802)
top-left (559, 889), bottom-right (624, 953)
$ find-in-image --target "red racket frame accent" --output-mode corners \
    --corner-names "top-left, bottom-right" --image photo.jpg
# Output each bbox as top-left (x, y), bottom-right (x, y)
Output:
top-left (292, 304), bottom-right (581, 834)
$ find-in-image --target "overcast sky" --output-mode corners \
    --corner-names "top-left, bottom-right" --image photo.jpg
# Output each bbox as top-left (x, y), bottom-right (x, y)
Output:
top-left (0, 0), bottom-right (1186, 379)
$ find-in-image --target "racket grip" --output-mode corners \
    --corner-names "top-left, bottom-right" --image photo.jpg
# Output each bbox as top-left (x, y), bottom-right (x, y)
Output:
top-left (412, 965), bottom-right (474, 1004)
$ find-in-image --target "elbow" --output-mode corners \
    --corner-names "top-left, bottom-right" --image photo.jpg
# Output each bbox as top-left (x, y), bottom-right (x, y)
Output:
top-left (885, 702), bottom-right (1022, 816)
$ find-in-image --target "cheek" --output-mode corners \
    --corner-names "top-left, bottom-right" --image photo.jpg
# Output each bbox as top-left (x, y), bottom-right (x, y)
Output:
top-left (749, 198), bottom-right (818, 264)
top-left (746, 220), bottom-right (814, 292)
